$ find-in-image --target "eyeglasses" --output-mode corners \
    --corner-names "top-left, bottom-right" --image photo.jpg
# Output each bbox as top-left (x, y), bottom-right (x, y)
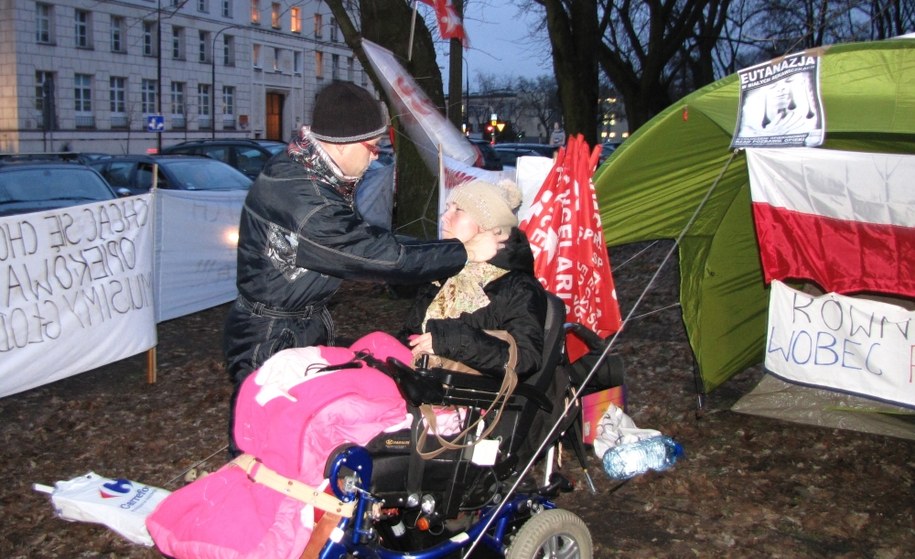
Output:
top-left (360, 141), bottom-right (380, 157)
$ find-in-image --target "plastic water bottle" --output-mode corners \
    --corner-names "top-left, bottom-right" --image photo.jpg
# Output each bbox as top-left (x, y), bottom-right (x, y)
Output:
top-left (601, 435), bottom-right (683, 480)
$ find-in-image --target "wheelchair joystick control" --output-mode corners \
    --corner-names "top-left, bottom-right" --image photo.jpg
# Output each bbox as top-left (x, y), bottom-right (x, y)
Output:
top-left (418, 354), bottom-right (429, 370)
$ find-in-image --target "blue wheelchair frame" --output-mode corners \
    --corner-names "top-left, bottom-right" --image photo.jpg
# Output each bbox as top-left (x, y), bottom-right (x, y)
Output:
top-left (318, 446), bottom-right (559, 559)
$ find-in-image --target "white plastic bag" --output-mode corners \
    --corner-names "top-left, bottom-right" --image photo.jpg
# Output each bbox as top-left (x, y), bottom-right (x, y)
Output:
top-left (34, 472), bottom-right (170, 546)
top-left (592, 403), bottom-right (662, 459)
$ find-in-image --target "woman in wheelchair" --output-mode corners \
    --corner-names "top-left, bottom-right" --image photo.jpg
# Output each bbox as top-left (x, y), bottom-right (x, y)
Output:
top-left (146, 179), bottom-right (593, 559)
top-left (400, 178), bottom-right (548, 379)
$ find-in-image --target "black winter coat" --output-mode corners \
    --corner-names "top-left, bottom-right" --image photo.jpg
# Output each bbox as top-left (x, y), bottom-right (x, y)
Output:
top-left (235, 149), bottom-right (467, 313)
top-left (400, 229), bottom-right (548, 379)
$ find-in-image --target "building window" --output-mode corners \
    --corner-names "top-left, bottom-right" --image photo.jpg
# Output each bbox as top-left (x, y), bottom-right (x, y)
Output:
top-left (252, 43), bottom-right (261, 68)
top-left (75, 74), bottom-right (94, 127)
top-left (290, 7), bottom-right (301, 33)
top-left (199, 30), bottom-right (211, 63)
top-left (35, 71), bottom-right (56, 129)
top-left (223, 35), bottom-right (235, 66)
top-left (172, 26), bottom-right (185, 60)
top-left (35, 71), bottom-right (51, 112)
top-left (110, 77), bottom-right (126, 113)
top-left (198, 84), bottom-right (212, 128)
top-left (250, 0), bottom-right (260, 24)
top-left (36, 3), bottom-right (54, 44)
top-left (272, 48), bottom-right (280, 72)
top-left (110, 77), bottom-right (128, 127)
top-left (198, 0), bottom-right (209, 13)
top-left (293, 51), bottom-right (302, 74)
top-left (222, 86), bottom-right (235, 114)
top-left (222, 86), bottom-right (235, 128)
top-left (330, 18), bottom-right (338, 42)
top-left (171, 82), bottom-right (186, 128)
top-left (111, 16), bottom-right (126, 53)
top-left (331, 54), bottom-right (339, 80)
top-left (170, 82), bottom-right (185, 115)
top-left (271, 3), bottom-right (280, 29)
top-left (315, 51), bottom-right (324, 80)
top-left (313, 13), bottom-right (322, 38)
top-left (74, 74), bottom-right (92, 112)
top-left (222, 0), bottom-right (232, 18)
top-left (143, 22), bottom-right (157, 56)
top-left (347, 57), bottom-right (355, 81)
top-left (75, 9), bottom-right (92, 49)
top-left (198, 84), bottom-right (211, 116)
top-left (142, 79), bottom-right (157, 114)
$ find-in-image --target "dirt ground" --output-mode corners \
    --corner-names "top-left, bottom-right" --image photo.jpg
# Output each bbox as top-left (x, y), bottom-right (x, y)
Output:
top-left (1, 241), bottom-right (912, 558)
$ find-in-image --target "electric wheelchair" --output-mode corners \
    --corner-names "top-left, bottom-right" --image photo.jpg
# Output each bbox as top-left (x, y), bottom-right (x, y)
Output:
top-left (313, 292), bottom-right (597, 558)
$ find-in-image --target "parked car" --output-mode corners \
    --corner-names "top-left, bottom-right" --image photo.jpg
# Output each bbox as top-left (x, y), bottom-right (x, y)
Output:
top-left (0, 151), bottom-right (110, 165)
top-left (468, 138), bottom-right (504, 171)
top-left (0, 161), bottom-right (118, 217)
top-left (159, 139), bottom-right (285, 179)
top-left (599, 142), bottom-right (620, 165)
top-left (492, 145), bottom-right (541, 168)
top-left (89, 154), bottom-right (252, 195)
top-left (503, 143), bottom-right (560, 158)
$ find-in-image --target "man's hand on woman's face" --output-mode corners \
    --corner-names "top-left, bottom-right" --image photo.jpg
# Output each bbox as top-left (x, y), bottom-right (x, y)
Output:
top-left (463, 228), bottom-right (509, 263)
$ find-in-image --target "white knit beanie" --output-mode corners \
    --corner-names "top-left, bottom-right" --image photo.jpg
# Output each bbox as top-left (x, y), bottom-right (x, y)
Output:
top-left (448, 179), bottom-right (522, 230)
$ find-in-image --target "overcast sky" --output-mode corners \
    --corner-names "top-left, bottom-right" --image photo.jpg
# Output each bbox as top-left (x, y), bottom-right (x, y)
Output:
top-left (428, 1), bottom-right (552, 90)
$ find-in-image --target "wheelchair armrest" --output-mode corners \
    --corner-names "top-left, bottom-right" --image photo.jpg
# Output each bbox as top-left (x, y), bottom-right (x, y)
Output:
top-left (383, 357), bottom-right (447, 406)
top-left (565, 321), bottom-right (607, 352)
top-left (422, 367), bottom-right (553, 413)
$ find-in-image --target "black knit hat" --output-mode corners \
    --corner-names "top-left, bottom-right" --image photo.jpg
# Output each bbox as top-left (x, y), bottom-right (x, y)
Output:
top-left (311, 82), bottom-right (387, 144)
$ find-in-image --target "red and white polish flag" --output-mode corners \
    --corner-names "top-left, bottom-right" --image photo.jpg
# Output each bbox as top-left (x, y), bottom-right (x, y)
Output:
top-left (417, 0), bottom-right (468, 47)
top-left (747, 147), bottom-right (915, 298)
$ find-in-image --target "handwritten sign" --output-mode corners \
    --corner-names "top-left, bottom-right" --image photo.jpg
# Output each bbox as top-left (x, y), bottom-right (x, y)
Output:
top-left (765, 280), bottom-right (915, 407)
top-left (0, 196), bottom-right (156, 397)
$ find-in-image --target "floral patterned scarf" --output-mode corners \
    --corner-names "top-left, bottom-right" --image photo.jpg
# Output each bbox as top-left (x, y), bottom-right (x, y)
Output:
top-left (422, 262), bottom-right (508, 332)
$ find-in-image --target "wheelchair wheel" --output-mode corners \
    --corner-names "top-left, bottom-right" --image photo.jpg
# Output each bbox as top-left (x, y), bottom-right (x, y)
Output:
top-left (505, 508), bottom-right (592, 559)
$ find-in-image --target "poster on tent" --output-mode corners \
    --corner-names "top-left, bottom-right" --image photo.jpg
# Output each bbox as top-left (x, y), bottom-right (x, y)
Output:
top-left (0, 196), bottom-right (156, 398)
top-left (765, 280), bottom-right (915, 408)
top-left (154, 189), bottom-right (245, 322)
top-left (731, 51), bottom-right (825, 148)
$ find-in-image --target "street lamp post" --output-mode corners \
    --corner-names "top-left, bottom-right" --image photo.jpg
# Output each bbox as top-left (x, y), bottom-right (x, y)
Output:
top-left (156, 0), bottom-right (162, 151)
top-left (463, 57), bottom-right (470, 135)
top-left (211, 25), bottom-right (240, 139)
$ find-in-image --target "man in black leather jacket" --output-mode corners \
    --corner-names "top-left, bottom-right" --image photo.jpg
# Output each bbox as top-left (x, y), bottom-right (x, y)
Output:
top-left (224, 82), bottom-right (503, 453)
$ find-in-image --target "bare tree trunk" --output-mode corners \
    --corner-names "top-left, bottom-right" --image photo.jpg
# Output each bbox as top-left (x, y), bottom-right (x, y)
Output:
top-left (447, 1), bottom-right (465, 132)
top-left (538, 0), bottom-right (601, 147)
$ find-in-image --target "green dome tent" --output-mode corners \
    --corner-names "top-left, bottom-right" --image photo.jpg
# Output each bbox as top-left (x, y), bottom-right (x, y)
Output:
top-left (594, 37), bottom-right (915, 395)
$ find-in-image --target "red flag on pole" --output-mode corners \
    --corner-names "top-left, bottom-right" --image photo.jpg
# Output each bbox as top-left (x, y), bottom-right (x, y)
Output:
top-left (520, 135), bottom-right (622, 362)
top-left (417, 0), bottom-right (469, 47)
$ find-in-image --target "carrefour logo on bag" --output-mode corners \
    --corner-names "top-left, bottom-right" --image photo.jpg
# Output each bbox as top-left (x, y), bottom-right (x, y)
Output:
top-left (99, 478), bottom-right (133, 499)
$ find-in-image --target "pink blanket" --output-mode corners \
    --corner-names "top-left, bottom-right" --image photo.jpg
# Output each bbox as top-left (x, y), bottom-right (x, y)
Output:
top-left (146, 332), bottom-right (412, 559)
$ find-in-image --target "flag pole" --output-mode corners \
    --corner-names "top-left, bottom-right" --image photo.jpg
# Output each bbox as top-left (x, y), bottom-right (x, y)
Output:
top-left (408, 1), bottom-right (418, 61)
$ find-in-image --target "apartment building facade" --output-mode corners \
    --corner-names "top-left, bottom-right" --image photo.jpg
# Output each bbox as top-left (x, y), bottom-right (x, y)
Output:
top-left (0, 0), bottom-right (367, 155)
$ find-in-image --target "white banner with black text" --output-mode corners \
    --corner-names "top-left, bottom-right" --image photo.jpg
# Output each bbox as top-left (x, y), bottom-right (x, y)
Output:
top-left (0, 196), bottom-right (156, 397)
